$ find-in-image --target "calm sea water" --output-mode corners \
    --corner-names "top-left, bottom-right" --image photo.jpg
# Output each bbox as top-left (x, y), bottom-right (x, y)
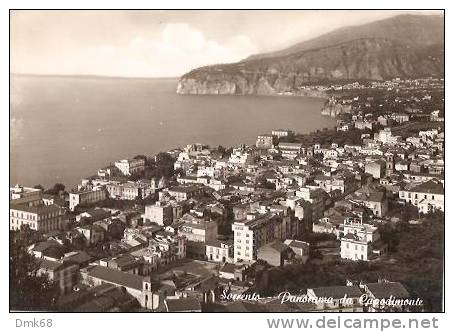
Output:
top-left (10, 75), bottom-right (335, 189)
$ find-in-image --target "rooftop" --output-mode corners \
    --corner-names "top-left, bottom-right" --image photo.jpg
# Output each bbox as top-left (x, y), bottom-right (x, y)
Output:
top-left (10, 203), bottom-right (62, 214)
top-left (366, 282), bottom-right (410, 299)
top-left (85, 265), bottom-right (146, 290)
top-left (409, 180), bottom-right (444, 195)
top-left (309, 285), bottom-right (362, 299)
top-left (165, 297), bottom-right (201, 312)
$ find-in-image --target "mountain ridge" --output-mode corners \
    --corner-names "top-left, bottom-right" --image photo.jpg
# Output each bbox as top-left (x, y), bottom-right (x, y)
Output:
top-left (177, 14), bottom-right (444, 96)
top-left (244, 14), bottom-right (443, 61)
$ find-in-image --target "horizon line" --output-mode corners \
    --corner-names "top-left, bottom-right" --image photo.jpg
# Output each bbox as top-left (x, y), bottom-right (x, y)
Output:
top-left (10, 72), bottom-right (180, 80)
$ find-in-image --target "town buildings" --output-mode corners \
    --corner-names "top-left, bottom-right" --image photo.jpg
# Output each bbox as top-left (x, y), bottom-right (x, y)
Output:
top-left (10, 83), bottom-right (445, 312)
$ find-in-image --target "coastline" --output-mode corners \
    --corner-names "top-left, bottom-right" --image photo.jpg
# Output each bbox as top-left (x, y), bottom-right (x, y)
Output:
top-left (10, 78), bottom-right (333, 190)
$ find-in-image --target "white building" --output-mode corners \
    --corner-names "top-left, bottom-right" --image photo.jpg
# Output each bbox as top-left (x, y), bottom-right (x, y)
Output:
top-left (10, 184), bottom-right (42, 201)
top-left (114, 158), bottom-right (146, 176)
top-left (399, 180), bottom-right (444, 213)
top-left (143, 201), bottom-right (173, 226)
top-left (232, 213), bottom-right (285, 263)
top-left (374, 128), bottom-right (401, 144)
top-left (178, 219), bottom-right (218, 243)
top-left (278, 142), bottom-right (304, 159)
top-left (206, 239), bottom-right (234, 263)
top-left (69, 187), bottom-right (106, 211)
top-left (228, 147), bottom-right (255, 165)
top-left (10, 202), bottom-right (65, 232)
top-left (340, 219), bottom-right (380, 261)
top-left (272, 129), bottom-right (294, 138)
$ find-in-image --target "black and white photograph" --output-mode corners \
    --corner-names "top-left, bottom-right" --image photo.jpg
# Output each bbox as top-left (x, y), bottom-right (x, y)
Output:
top-left (6, 4), bottom-right (448, 329)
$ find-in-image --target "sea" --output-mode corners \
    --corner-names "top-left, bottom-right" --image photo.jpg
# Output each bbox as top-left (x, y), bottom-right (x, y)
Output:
top-left (10, 75), bottom-right (335, 189)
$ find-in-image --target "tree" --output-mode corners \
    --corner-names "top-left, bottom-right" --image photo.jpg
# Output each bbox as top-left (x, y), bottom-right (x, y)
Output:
top-left (33, 184), bottom-right (44, 191)
top-left (134, 154), bottom-right (147, 161)
top-left (44, 183), bottom-right (66, 196)
top-left (133, 154), bottom-right (152, 166)
top-left (10, 230), bottom-right (58, 311)
top-left (145, 152), bottom-right (176, 179)
top-left (216, 145), bottom-right (226, 157)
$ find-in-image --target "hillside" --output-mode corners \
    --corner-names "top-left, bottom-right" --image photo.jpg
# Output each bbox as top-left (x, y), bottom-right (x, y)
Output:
top-left (177, 14), bottom-right (444, 95)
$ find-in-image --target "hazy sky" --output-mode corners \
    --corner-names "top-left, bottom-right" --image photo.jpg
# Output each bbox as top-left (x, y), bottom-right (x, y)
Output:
top-left (10, 10), bottom-right (442, 77)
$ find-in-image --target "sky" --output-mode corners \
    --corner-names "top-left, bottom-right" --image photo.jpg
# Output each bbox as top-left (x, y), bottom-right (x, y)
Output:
top-left (10, 10), bottom-right (442, 78)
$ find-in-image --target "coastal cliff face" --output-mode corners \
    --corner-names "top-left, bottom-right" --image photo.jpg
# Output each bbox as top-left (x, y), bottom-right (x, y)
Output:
top-left (177, 75), bottom-right (284, 96)
top-left (176, 15), bottom-right (444, 96)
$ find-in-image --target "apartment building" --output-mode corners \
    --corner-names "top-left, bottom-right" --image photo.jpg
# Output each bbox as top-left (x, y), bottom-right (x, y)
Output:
top-left (143, 201), bottom-right (173, 226)
top-left (278, 142), bottom-right (304, 159)
top-left (10, 202), bottom-right (65, 232)
top-left (272, 129), bottom-right (294, 138)
top-left (165, 185), bottom-right (204, 201)
top-left (399, 180), bottom-right (444, 213)
top-left (232, 212), bottom-right (284, 263)
top-left (10, 184), bottom-right (42, 201)
top-left (340, 219), bottom-right (381, 261)
top-left (69, 187), bottom-right (106, 211)
top-left (314, 173), bottom-right (356, 194)
top-left (114, 158), bottom-right (146, 176)
top-left (256, 134), bottom-right (275, 149)
top-left (178, 219), bottom-right (218, 243)
top-left (106, 181), bottom-right (151, 200)
top-left (206, 239), bottom-right (234, 263)
top-left (295, 187), bottom-right (325, 221)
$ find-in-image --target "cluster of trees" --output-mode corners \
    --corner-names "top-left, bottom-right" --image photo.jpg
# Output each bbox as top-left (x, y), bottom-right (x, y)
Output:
top-left (130, 152), bottom-right (176, 181)
top-left (253, 211), bottom-right (443, 311)
top-left (10, 230), bottom-right (58, 311)
top-left (288, 128), bottom-right (368, 147)
top-left (33, 183), bottom-right (66, 196)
